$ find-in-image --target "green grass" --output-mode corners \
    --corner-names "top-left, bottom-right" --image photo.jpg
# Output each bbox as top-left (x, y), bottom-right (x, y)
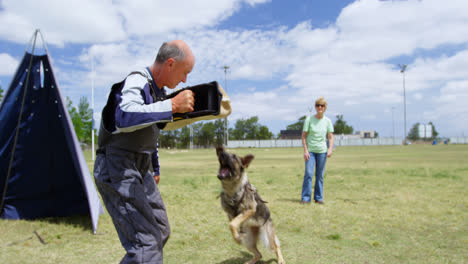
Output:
top-left (1, 145), bottom-right (467, 263)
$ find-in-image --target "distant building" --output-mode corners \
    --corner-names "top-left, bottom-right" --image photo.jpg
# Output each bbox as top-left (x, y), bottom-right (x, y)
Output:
top-left (279, 130), bottom-right (302, 139)
top-left (356, 130), bottom-right (376, 138)
top-left (335, 130), bottom-right (377, 140)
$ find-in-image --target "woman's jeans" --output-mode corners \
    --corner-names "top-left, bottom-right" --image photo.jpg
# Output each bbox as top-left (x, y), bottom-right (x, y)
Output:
top-left (301, 152), bottom-right (327, 202)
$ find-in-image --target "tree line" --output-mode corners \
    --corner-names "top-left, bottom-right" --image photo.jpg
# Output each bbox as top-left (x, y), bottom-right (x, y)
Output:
top-left (287, 114), bottom-right (355, 135)
top-left (3, 85), bottom-right (441, 146)
top-left (64, 96), bottom-right (274, 148)
top-left (159, 116), bottom-right (273, 148)
top-left (61, 96), bottom-right (439, 147)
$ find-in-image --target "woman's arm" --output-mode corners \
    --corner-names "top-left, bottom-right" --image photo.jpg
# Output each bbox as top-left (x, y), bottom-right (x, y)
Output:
top-left (302, 131), bottom-right (310, 161)
top-left (327, 132), bottom-right (334, 157)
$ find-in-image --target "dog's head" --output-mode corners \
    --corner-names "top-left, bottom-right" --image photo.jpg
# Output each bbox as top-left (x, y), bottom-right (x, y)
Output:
top-left (216, 146), bottom-right (254, 181)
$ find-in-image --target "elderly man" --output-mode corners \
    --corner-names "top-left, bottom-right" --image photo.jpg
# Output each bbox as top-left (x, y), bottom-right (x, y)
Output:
top-left (94, 40), bottom-right (195, 263)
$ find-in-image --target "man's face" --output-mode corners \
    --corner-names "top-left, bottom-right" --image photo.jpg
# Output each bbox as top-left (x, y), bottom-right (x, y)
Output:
top-left (166, 55), bottom-right (194, 89)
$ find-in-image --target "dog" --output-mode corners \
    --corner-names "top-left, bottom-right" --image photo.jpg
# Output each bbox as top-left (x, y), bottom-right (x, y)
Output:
top-left (216, 146), bottom-right (285, 264)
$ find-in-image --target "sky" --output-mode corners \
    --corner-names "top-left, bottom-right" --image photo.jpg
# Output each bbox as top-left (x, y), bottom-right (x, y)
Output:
top-left (1, 0), bottom-right (467, 138)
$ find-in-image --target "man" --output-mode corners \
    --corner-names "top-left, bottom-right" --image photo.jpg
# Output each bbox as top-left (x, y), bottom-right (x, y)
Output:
top-left (94, 40), bottom-right (195, 263)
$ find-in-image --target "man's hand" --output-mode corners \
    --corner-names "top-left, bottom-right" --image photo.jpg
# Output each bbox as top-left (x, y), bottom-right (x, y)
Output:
top-left (153, 175), bottom-right (160, 184)
top-left (327, 149), bottom-right (333, 158)
top-left (171, 90), bottom-right (194, 113)
top-left (304, 151), bottom-right (310, 161)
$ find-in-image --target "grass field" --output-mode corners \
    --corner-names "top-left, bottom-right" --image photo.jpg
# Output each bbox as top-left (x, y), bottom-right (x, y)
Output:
top-left (1, 145), bottom-right (467, 263)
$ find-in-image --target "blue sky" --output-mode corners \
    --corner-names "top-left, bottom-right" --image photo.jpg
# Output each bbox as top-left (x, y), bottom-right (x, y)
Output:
top-left (1, 0), bottom-right (467, 138)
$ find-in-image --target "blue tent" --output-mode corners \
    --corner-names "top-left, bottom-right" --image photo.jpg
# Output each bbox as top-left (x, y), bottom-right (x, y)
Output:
top-left (0, 30), bottom-right (103, 233)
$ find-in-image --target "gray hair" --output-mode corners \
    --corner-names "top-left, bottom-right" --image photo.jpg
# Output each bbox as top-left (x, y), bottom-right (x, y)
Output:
top-left (155, 42), bottom-right (186, 63)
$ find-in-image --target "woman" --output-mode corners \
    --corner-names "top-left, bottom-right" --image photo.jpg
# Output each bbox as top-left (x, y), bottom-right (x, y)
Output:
top-left (301, 96), bottom-right (334, 204)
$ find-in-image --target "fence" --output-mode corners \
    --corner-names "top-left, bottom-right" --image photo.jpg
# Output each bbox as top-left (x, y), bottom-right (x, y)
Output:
top-left (449, 137), bottom-right (468, 144)
top-left (227, 137), bottom-right (403, 148)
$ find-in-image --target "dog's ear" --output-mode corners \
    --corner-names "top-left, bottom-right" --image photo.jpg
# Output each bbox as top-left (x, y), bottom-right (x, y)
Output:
top-left (216, 146), bottom-right (224, 157)
top-left (241, 154), bottom-right (255, 168)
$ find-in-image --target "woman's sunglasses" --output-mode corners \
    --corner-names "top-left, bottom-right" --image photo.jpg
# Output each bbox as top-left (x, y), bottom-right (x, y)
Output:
top-left (315, 104), bottom-right (325, 107)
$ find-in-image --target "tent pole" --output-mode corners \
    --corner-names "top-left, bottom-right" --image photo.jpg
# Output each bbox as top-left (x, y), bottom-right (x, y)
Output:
top-left (37, 30), bottom-right (50, 56)
top-left (1, 30), bottom-right (39, 214)
top-left (91, 57), bottom-right (95, 161)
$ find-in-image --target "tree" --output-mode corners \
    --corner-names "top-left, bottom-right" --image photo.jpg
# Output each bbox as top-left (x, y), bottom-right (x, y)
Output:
top-left (428, 121), bottom-right (439, 139)
top-left (230, 116), bottom-right (273, 140)
top-left (408, 122), bottom-right (439, 141)
top-left (66, 96), bottom-right (93, 144)
top-left (333, 115), bottom-right (354, 134)
top-left (159, 130), bottom-right (179, 149)
top-left (78, 96), bottom-right (93, 144)
top-left (177, 126), bottom-right (191, 148)
top-left (213, 119), bottom-right (226, 146)
top-left (257, 125), bottom-right (273, 139)
top-left (286, 115), bottom-right (307, 130)
top-left (192, 123), bottom-right (204, 147)
top-left (67, 97), bottom-right (85, 142)
top-left (230, 119), bottom-right (247, 140)
top-left (407, 122), bottom-right (420, 141)
top-left (199, 122), bottom-right (216, 147)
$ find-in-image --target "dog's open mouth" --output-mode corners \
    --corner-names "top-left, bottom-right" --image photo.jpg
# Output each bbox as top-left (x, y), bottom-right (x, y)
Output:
top-left (218, 167), bottom-right (231, 179)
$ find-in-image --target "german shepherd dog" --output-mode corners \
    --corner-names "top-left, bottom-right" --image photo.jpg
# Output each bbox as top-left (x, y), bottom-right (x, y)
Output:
top-left (216, 147), bottom-right (285, 264)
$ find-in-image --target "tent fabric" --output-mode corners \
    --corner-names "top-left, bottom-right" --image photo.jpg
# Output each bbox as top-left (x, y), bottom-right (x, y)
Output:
top-left (0, 52), bottom-right (103, 233)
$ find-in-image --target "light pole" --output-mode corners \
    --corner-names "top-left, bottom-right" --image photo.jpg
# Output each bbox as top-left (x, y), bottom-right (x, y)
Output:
top-left (398, 64), bottom-right (407, 145)
top-left (391, 106), bottom-right (395, 143)
top-left (190, 125), bottom-right (193, 149)
top-left (223, 65), bottom-right (230, 145)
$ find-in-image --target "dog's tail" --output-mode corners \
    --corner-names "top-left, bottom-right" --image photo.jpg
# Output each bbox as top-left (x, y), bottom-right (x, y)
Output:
top-left (260, 220), bottom-right (280, 251)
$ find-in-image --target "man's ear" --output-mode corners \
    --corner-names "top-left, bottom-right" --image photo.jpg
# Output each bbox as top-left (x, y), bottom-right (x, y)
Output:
top-left (166, 58), bottom-right (175, 70)
top-left (241, 154), bottom-right (254, 168)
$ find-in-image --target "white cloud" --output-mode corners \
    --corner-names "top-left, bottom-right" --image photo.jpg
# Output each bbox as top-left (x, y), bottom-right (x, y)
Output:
top-left (0, 0), bottom-right (271, 46)
top-left (0, 53), bottom-right (19, 75)
top-left (0, 0), bottom-right (126, 46)
top-left (231, 90), bottom-right (300, 122)
top-left (421, 80), bottom-right (468, 133)
top-left (117, 0), bottom-right (238, 36)
top-left (333, 0), bottom-right (468, 62)
top-left (413, 93), bottom-right (423, 101)
top-left (361, 114), bottom-right (377, 120)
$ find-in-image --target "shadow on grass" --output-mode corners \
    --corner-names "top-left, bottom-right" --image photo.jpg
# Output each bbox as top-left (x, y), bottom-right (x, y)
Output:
top-left (41, 214), bottom-right (93, 231)
top-left (276, 198), bottom-right (302, 204)
top-left (217, 251), bottom-right (277, 264)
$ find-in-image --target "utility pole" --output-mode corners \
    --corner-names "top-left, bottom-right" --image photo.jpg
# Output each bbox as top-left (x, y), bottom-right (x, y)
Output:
top-left (398, 64), bottom-right (407, 145)
top-left (391, 106), bottom-right (395, 144)
top-left (223, 65), bottom-right (230, 146)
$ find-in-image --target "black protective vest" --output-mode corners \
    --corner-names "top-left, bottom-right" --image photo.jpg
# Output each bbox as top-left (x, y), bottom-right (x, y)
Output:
top-left (97, 72), bottom-right (164, 154)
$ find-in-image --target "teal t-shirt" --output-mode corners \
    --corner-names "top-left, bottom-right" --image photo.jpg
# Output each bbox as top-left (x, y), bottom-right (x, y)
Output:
top-left (302, 115), bottom-right (334, 153)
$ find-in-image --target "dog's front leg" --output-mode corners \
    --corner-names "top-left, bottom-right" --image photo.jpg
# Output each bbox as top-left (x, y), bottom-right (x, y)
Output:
top-left (229, 209), bottom-right (255, 244)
